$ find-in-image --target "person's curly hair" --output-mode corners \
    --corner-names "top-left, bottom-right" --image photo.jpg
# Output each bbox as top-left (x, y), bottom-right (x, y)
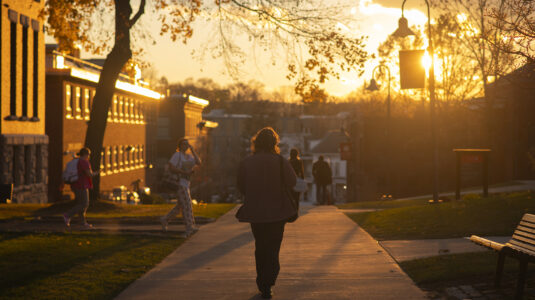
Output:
top-left (251, 127), bottom-right (280, 154)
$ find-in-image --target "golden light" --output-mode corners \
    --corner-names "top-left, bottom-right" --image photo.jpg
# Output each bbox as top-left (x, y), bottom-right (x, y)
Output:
top-left (422, 51), bottom-right (432, 73)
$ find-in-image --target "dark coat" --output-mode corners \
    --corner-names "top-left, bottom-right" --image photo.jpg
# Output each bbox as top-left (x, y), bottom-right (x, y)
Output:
top-left (289, 158), bottom-right (304, 179)
top-left (236, 153), bottom-right (297, 223)
top-left (312, 160), bottom-right (332, 185)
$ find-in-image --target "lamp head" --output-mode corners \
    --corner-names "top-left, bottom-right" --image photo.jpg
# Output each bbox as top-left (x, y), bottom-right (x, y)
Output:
top-left (366, 79), bottom-right (380, 91)
top-left (392, 16), bottom-right (416, 38)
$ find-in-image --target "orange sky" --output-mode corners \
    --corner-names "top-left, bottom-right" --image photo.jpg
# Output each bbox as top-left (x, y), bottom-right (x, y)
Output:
top-left (48, 0), bottom-right (430, 97)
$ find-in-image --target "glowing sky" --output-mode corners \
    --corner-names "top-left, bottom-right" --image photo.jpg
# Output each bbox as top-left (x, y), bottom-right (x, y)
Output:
top-left (49, 0), bottom-right (430, 97)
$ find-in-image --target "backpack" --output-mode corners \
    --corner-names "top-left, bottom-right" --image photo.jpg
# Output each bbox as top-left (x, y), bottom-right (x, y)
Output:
top-left (62, 158), bottom-right (79, 184)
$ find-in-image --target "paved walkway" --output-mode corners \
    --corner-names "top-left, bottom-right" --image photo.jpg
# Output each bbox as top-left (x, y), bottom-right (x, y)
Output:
top-left (395, 180), bottom-right (535, 201)
top-left (116, 205), bottom-right (426, 300)
top-left (380, 236), bottom-right (510, 262)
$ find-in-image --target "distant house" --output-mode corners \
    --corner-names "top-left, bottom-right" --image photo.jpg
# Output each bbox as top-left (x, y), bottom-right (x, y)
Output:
top-left (487, 63), bottom-right (535, 181)
top-left (45, 47), bottom-right (162, 201)
top-left (309, 130), bottom-right (350, 203)
top-left (0, 0), bottom-right (48, 203)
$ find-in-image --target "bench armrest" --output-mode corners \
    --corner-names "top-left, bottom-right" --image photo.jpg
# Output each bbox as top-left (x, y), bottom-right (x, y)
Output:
top-left (470, 235), bottom-right (505, 251)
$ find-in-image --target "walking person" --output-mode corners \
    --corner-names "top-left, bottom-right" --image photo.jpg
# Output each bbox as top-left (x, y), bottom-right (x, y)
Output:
top-left (160, 138), bottom-right (201, 237)
top-left (63, 147), bottom-right (99, 228)
top-left (289, 148), bottom-right (304, 203)
top-left (312, 156), bottom-right (332, 205)
top-left (236, 127), bottom-right (297, 299)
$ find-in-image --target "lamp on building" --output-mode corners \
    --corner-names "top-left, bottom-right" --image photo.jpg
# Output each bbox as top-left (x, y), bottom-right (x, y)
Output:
top-left (392, 0), bottom-right (439, 203)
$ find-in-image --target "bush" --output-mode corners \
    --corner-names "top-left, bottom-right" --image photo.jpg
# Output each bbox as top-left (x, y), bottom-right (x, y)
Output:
top-left (462, 193), bottom-right (481, 201)
top-left (140, 193), bottom-right (166, 205)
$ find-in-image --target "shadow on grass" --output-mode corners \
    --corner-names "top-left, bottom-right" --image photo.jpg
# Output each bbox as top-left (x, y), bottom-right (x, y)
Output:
top-left (33, 200), bottom-right (120, 217)
top-left (0, 232), bottom-right (176, 293)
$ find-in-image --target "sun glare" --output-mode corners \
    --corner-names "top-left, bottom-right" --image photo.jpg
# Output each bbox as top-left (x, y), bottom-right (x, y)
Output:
top-left (422, 51), bottom-right (432, 72)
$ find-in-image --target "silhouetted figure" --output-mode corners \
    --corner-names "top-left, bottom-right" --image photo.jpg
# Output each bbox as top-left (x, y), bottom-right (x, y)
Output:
top-left (312, 156), bottom-right (332, 205)
top-left (289, 148), bottom-right (304, 202)
top-left (63, 147), bottom-right (100, 228)
top-left (236, 127), bottom-right (297, 299)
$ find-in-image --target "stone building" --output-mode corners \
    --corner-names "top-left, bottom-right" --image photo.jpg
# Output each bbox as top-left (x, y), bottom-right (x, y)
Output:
top-left (0, 0), bottom-right (48, 203)
top-left (45, 48), bottom-right (162, 201)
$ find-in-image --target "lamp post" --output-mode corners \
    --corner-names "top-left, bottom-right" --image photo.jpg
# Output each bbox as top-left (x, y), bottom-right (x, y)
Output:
top-left (392, 0), bottom-right (439, 202)
top-left (366, 65), bottom-right (392, 196)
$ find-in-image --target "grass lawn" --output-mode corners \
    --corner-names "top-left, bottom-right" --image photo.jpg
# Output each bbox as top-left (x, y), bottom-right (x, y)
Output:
top-left (400, 251), bottom-right (518, 284)
top-left (0, 201), bottom-right (235, 221)
top-left (337, 181), bottom-right (524, 210)
top-left (0, 232), bottom-right (184, 299)
top-left (346, 191), bottom-right (535, 240)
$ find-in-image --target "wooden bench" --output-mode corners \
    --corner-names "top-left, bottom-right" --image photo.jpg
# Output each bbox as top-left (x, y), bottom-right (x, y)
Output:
top-left (470, 213), bottom-right (535, 300)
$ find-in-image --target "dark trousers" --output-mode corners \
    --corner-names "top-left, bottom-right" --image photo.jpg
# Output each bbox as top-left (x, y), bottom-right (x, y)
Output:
top-left (250, 220), bottom-right (286, 290)
top-left (316, 184), bottom-right (328, 205)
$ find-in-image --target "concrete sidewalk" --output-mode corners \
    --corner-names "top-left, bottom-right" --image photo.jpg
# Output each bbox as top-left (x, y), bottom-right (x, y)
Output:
top-left (380, 236), bottom-right (510, 262)
top-left (116, 205), bottom-right (426, 300)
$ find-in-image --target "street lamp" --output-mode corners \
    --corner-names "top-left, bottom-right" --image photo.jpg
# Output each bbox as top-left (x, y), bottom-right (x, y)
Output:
top-left (366, 65), bottom-right (392, 196)
top-left (392, 0), bottom-right (439, 203)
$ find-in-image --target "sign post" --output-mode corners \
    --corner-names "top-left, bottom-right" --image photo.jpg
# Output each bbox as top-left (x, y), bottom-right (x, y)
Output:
top-left (454, 149), bottom-right (491, 200)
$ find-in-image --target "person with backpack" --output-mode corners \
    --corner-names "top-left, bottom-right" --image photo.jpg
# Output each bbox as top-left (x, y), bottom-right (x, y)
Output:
top-left (312, 156), bottom-right (332, 205)
top-left (63, 147), bottom-right (99, 228)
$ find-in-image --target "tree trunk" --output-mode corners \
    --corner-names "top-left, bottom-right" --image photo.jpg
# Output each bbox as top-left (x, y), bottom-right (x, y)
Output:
top-left (84, 0), bottom-right (142, 201)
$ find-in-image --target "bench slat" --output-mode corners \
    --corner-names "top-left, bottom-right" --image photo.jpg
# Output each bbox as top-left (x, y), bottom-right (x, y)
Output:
top-left (507, 242), bottom-right (535, 257)
top-left (513, 231), bottom-right (535, 243)
top-left (508, 238), bottom-right (535, 253)
top-left (517, 224), bottom-right (535, 235)
top-left (521, 214), bottom-right (535, 225)
top-left (519, 220), bottom-right (535, 230)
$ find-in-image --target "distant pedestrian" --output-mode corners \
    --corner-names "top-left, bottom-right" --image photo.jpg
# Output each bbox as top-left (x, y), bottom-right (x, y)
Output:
top-left (312, 156), bottom-right (332, 205)
top-left (63, 147), bottom-right (99, 228)
top-left (160, 138), bottom-right (201, 237)
top-left (289, 148), bottom-right (304, 203)
top-left (236, 127), bottom-right (297, 299)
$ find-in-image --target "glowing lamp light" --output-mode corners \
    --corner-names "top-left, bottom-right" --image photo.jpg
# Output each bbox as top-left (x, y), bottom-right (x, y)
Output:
top-left (422, 51), bottom-right (432, 72)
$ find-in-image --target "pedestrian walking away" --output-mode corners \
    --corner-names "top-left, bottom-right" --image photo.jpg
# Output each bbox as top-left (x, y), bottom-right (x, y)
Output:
top-left (63, 147), bottom-right (100, 229)
top-left (236, 127), bottom-right (297, 299)
top-left (160, 138), bottom-right (202, 237)
top-left (312, 155), bottom-right (332, 205)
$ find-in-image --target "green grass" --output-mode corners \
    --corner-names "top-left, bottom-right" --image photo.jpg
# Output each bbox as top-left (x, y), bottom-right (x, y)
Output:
top-left (0, 232), bottom-right (184, 299)
top-left (337, 181), bottom-right (525, 210)
top-left (0, 201), bottom-right (235, 220)
top-left (337, 197), bottom-right (429, 210)
top-left (346, 191), bottom-right (535, 240)
top-left (400, 251), bottom-right (518, 284)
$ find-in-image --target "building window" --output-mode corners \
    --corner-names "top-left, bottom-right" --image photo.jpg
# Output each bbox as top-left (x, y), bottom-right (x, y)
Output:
top-left (140, 145), bottom-right (144, 164)
top-left (75, 86), bottom-right (82, 119)
top-left (119, 146), bottom-right (124, 171)
top-left (124, 98), bottom-right (130, 122)
top-left (84, 89), bottom-right (90, 120)
top-left (113, 146), bottom-right (118, 171)
top-left (134, 146), bottom-right (139, 166)
top-left (100, 150), bottom-right (105, 175)
top-left (130, 99), bottom-right (134, 123)
top-left (106, 147), bottom-right (112, 174)
top-left (20, 16), bottom-right (30, 121)
top-left (139, 103), bottom-right (144, 123)
top-left (65, 84), bottom-right (73, 119)
top-left (31, 20), bottom-right (40, 121)
top-left (113, 96), bottom-right (118, 122)
top-left (7, 10), bottom-right (19, 120)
